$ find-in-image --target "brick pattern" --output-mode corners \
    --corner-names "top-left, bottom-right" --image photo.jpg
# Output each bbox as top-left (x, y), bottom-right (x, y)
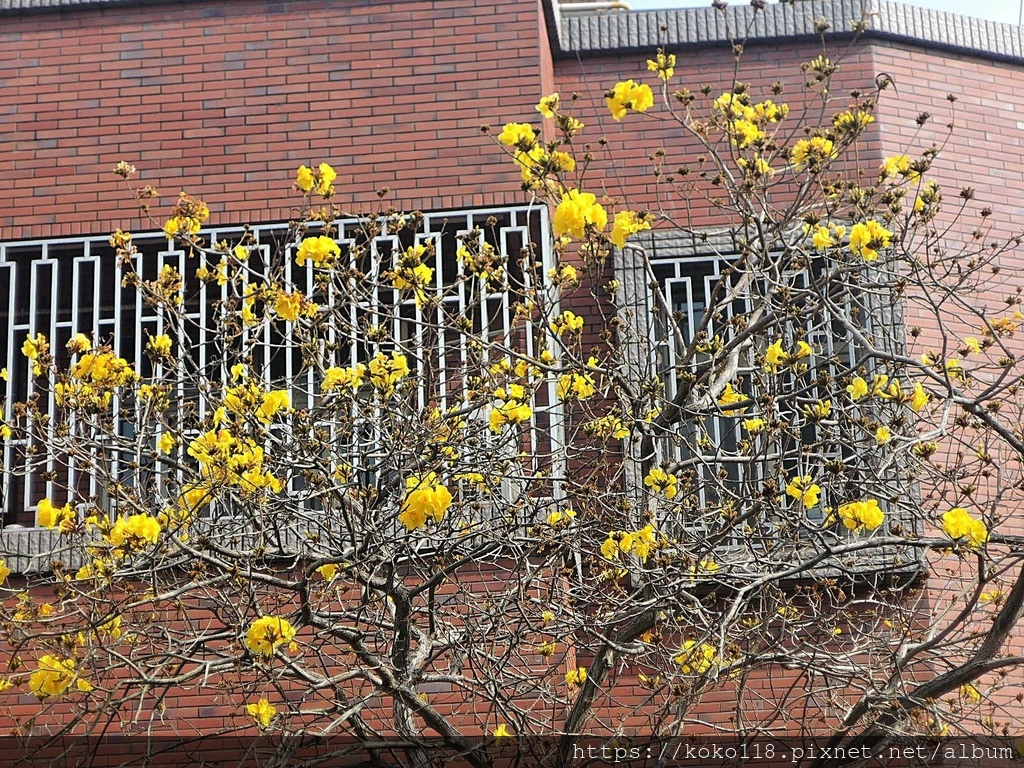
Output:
top-left (0, 0), bottom-right (546, 240)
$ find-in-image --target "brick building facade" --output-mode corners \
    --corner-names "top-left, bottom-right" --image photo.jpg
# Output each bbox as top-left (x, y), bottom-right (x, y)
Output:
top-left (2, 0), bottom-right (1024, 762)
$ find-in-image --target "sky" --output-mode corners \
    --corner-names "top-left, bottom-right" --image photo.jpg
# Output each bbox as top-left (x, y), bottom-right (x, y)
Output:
top-left (625, 0), bottom-right (1023, 25)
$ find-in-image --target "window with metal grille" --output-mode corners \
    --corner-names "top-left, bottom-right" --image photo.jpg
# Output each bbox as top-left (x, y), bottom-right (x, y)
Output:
top-left (615, 228), bottom-right (916, 567)
top-left (0, 206), bottom-right (562, 533)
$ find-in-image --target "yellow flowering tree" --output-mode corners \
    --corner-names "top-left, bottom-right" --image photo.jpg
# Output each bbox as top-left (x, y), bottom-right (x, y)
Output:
top-left (4, 7), bottom-right (1024, 767)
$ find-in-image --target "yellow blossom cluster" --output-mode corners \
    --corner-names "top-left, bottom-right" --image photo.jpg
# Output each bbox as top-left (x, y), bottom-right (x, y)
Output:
top-left (37, 498), bottom-right (76, 531)
top-left (837, 499), bottom-right (885, 532)
top-left (786, 475), bottom-right (821, 509)
top-left (392, 243), bottom-right (435, 307)
top-left (399, 472), bottom-right (453, 530)
top-left (56, 349), bottom-right (138, 411)
top-left (295, 235), bottom-right (341, 268)
top-left (489, 383), bottom-right (533, 433)
top-left (546, 508), bottom-right (577, 526)
top-left (323, 363), bottom-right (367, 394)
top-left (273, 290), bottom-right (317, 323)
top-left (222, 383), bottom-right (291, 425)
top-left (610, 210), bottom-right (652, 248)
top-left (145, 333), bottom-right (172, 359)
top-left (600, 524), bottom-right (664, 562)
top-left (550, 310), bottom-right (584, 336)
top-left (29, 655), bottom-right (91, 698)
top-left (643, 468), bottom-right (678, 500)
top-left (188, 429), bottom-right (282, 495)
top-left (848, 220), bottom-right (893, 262)
top-left (564, 667), bottom-right (588, 687)
top-left (832, 108), bottom-right (875, 134)
top-left (245, 615), bottom-right (297, 657)
top-left (846, 375), bottom-right (929, 411)
top-left (585, 413), bottom-right (629, 440)
top-left (673, 640), bottom-right (718, 675)
top-left (21, 332), bottom-right (49, 376)
top-left (646, 49), bottom-right (676, 82)
top-left (809, 223), bottom-right (847, 250)
top-left (764, 339), bottom-right (812, 373)
top-left (716, 383), bottom-right (747, 415)
top-left (163, 192), bottom-right (209, 238)
top-left (367, 351), bottom-right (410, 397)
top-left (497, 122), bottom-right (537, 149)
top-left (879, 154), bottom-right (919, 181)
top-left (247, 698), bottom-right (277, 729)
top-left (713, 92), bottom-right (787, 151)
top-left (552, 189), bottom-right (608, 240)
top-left (941, 507), bottom-right (988, 550)
top-left (107, 513), bottom-right (162, 552)
top-left (294, 162), bottom-right (336, 197)
top-left (556, 369), bottom-right (596, 401)
top-left (790, 136), bottom-right (835, 168)
top-left (606, 79), bottom-right (654, 121)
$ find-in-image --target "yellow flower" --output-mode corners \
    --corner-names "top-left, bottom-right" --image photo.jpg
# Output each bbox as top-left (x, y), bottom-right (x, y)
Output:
top-left (552, 188), bottom-right (608, 240)
top-left (847, 376), bottom-right (869, 400)
top-left (323, 363), bottom-right (367, 393)
top-left (875, 426), bottom-right (892, 444)
top-left (600, 536), bottom-right (620, 560)
top-left (764, 339), bottom-right (813, 373)
top-left (549, 310), bottom-right (584, 335)
top-left (537, 640), bottom-right (557, 656)
top-left (742, 418), bottom-right (766, 434)
top-left (564, 667), bottom-right (587, 687)
top-left (959, 684), bottom-right (982, 703)
top-left (274, 292), bottom-right (303, 323)
top-left (910, 383), bottom-right (930, 412)
top-left (963, 337), bottom-right (981, 354)
top-left (21, 333), bottom-right (47, 361)
top-left (29, 655), bottom-right (81, 699)
top-left (295, 235), bottom-right (341, 268)
top-left (317, 563), bottom-right (338, 581)
top-left (245, 615), bottom-right (297, 657)
top-left (785, 476), bottom-right (821, 509)
top-left (66, 333), bottom-right (92, 355)
top-left (880, 154), bottom-right (913, 179)
top-left (832, 108), bottom-right (875, 133)
top-left (646, 49), bottom-right (675, 82)
top-left (673, 641), bottom-right (717, 675)
top-left (99, 615), bottom-right (123, 640)
top-left (497, 122), bottom-right (537, 148)
top-left (316, 162), bottom-right (336, 196)
top-left (848, 220), bottom-right (893, 262)
top-left (606, 79), bottom-right (654, 121)
top-left (941, 507), bottom-right (988, 550)
top-left (717, 382), bottom-right (747, 415)
top-left (368, 351), bottom-right (410, 397)
top-left (295, 165), bottom-right (315, 193)
top-left (399, 472), bottom-right (452, 530)
top-left (108, 514), bottom-right (162, 550)
top-left (247, 698), bottom-right (277, 729)
top-left (157, 433), bottom-right (176, 455)
top-left (493, 723), bottom-right (514, 740)
top-left (535, 93), bottom-right (559, 118)
top-left (556, 370), bottom-right (596, 401)
top-left (811, 226), bottom-right (835, 250)
top-left (38, 498), bottom-right (75, 531)
top-left (146, 334), bottom-right (172, 359)
top-left (0, 559), bottom-right (9, 585)
top-left (643, 468), bottom-right (678, 500)
top-left (609, 210), bottom-right (652, 248)
top-left (837, 499), bottom-right (885, 531)
top-left (790, 136), bottom-right (835, 167)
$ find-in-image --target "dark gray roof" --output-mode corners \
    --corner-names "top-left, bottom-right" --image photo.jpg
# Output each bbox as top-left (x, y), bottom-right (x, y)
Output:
top-left (4, 0), bottom-right (1024, 65)
top-left (553, 0), bottom-right (1024, 63)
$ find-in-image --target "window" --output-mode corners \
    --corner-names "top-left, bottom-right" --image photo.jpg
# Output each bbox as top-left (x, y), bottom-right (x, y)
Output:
top-left (0, 206), bottom-right (563, 545)
top-left (615, 228), bottom-right (919, 572)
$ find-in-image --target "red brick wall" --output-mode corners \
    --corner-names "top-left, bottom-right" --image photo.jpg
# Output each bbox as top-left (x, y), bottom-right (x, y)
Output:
top-left (551, 42), bottom-right (882, 226)
top-left (0, 0), bottom-right (548, 241)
